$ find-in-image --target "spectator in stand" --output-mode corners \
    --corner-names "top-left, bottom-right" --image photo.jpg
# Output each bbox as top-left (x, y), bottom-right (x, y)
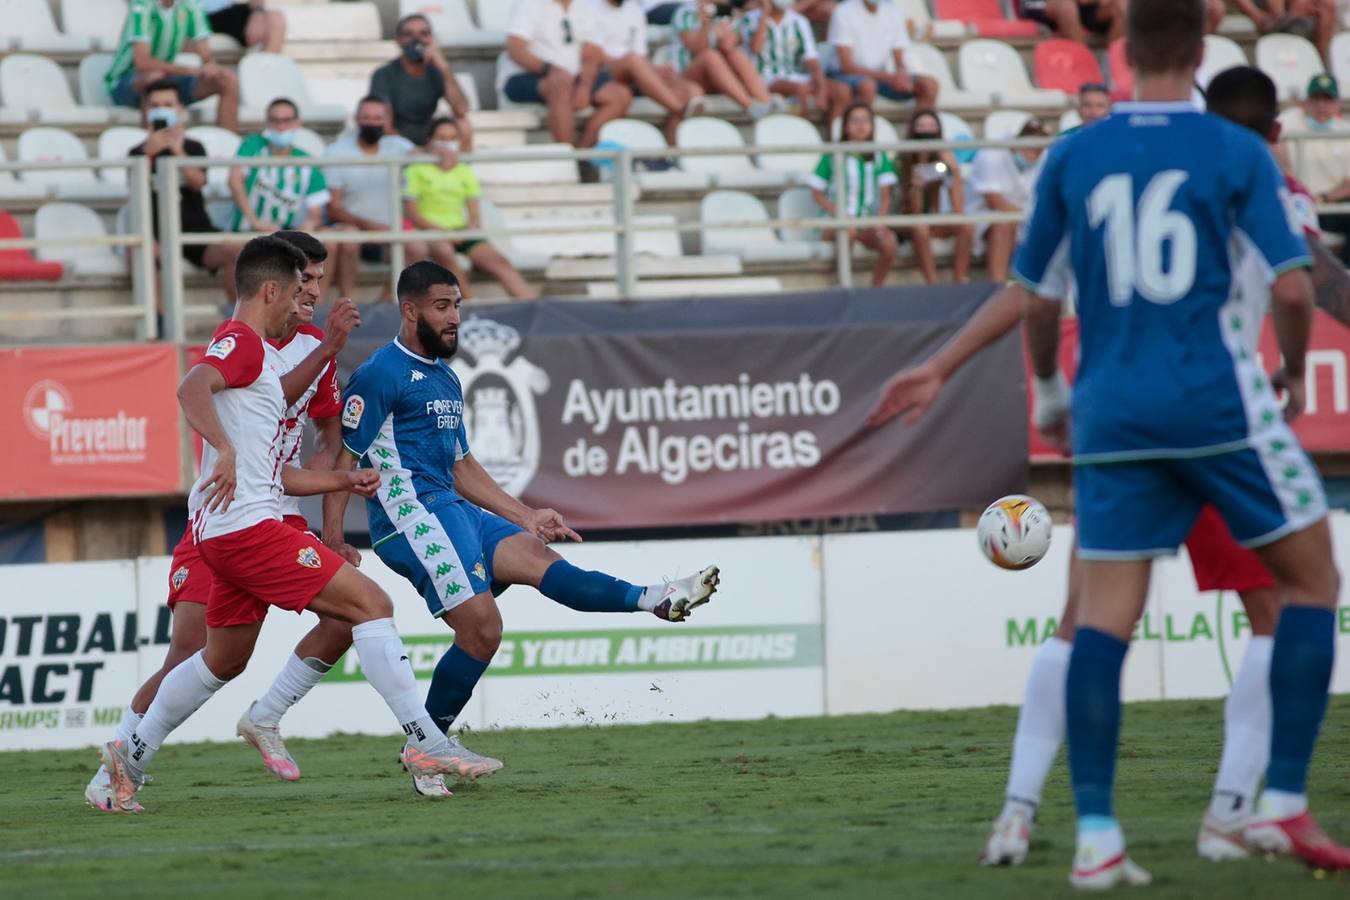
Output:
top-left (1017, 0), bottom-right (1124, 44)
top-left (670, 3), bottom-right (776, 118)
top-left (810, 101), bottom-right (899, 287)
top-left (589, 0), bottom-right (706, 142)
top-left (501, 0), bottom-right (634, 149)
top-left (1285, 74), bottom-right (1350, 258)
top-left (228, 98), bottom-right (330, 234)
top-left (1072, 82), bottom-right (1111, 128)
top-left (968, 118), bottom-right (1046, 283)
top-left (105, 0), bottom-right (240, 131)
top-left (404, 118), bottom-right (538, 300)
top-left (1231, 0), bottom-right (1335, 61)
top-left (129, 78), bottom-right (238, 301)
top-left (826, 0), bottom-right (938, 109)
top-left (371, 14), bottom-right (475, 149)
top-left (326, 96), bottom-right (415, 300)
top-left (896, 109), bottom-right (971, 284)
top-left (200, 0), bottom-right (285, 52)
top-left (741, 0), bottom-right (852, 125)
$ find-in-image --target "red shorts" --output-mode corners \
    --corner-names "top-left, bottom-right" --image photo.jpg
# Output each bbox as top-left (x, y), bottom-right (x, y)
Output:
top-left (166, 530), bottom-right (212, 609)
top-left (1184, 506), bottom-right (1276, 594)
top-left (198, 518), bottom-right (345, 628)
top-left (282, 513), bottom-right (315, 535)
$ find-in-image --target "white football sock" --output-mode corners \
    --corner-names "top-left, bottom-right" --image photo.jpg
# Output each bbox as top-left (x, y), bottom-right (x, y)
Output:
top-left (1075, 817), bottom-right (1125, 862)
top-left (251, 654), bottom-right (331, 726)
top-left (1209, 635), bottom-right (1273, 824)
top-left (350, 618), bottom-right (446, 754)
top-left (1002, 636), bottom-right (1071, 818)
top-left (129, 652), bottom-right (226, 772)
top-left (1258, 788), bottom-right (1308, 821)
top-left (114, 706), bottom-right (143, 746)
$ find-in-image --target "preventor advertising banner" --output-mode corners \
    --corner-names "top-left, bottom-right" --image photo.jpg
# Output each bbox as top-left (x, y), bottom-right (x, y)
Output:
top-left (0, 344), bottom-right (183, 499)
top-left (337, 288), bottom-right (1030, 530)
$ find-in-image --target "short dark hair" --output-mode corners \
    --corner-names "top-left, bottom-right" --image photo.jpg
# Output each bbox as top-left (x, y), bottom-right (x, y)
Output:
top-left (1018, 119), bottom-right (1048, 138)
top-left (273, 230), bottom-right (328, 264)
top-left (235, 235), bottom-right (306, 300)
top-left (1080, 82), bottom-right (1110, 98)
top-left (397, 259), bottom-right (459, 304)
top-left (424, 116), bottom-right (457, 145)
top-left (1206, 66), bottom-right (1280, 140)
top-left (396, 12), bottom-right (431, 35)
top-left (141, 78), bottom-right (182, 107)
top-left (356, 94), bottom-right (390, 114)
top-left (1127, 0), bottom-right (1204, 76)
top-left (267, 97), bottom-right (299, 119)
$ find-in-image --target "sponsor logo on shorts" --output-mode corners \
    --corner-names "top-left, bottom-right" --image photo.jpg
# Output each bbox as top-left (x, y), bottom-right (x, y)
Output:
top-left (297, 546), bottom-right (322, 570)
top-left (205, 336), bottom-right (237, 360)
top-left (170, 565), bottom-right (190, 591)
top-left (342, 394), bottom-right (364, 428)
top-left (473, 561), bottom-right (487, 582)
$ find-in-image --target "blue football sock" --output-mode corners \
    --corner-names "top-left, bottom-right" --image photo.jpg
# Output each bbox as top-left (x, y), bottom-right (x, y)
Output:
top-left (1266, 605), bottom-right (1335, 794)
top-left (539, 559), bottom-right (642, 613)
top-left (424, 644), bottom-right (489, 733)
top-left (1066, 627), bottom-right (1129, 820)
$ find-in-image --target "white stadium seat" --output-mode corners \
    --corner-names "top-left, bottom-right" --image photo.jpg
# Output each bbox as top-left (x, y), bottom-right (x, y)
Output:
top-left (983, 109), bottom-right (1032, 140)
top-left (479, 198), bottom-right (550, 270)
top-left (598, 118), bottom-right (711, 190)
top-left (186, 125), bottom-right (243, 192)
top-left (78, 54), bottom-right (116, 107)
top-left (753, 114), bottom-right (822, 176)
top-left (17, 127), bottom-right (128, 200)
top-left (777, 186), bottom-right (830, 251)
top-left (278, 1), bottom-right (381, 42)
top-left (35, 202), bottom-right (125, 275)
top-left (62, 0), bottom-right (130, 51)
top-left (1058, 109), bottom-right (1082, 133)
top-left (905, 43), bottom-right (989, 110)
top-left (896, 0), bottom-right (966, 39)
top-left (1255, 33), bottom-right (1325, 100)
top-left (1197, 35), bottom-right (1248, 89)
top-left (96, 126), bottom-right (147, 185)
top-left (0, 0), bottom-right (92, 52)
top-left (1218, 13), bottom-right (1258, 35)
top-left (959, 39), bottom-right (1067, 109)
top-left (1330, 33), bottom-right (1350, 95)
top-left (455, 72), bottom-right (481, 111)
top-left (472, 143), bottom-right (580, 185)
top-left (0, 140), bottom-right (46, 200)
top-left (700, 190), bottom-right (819, 263)
top-left (238, 53), bottom-right (347, 123)
top-left (473, 0), bottom-right (511, 32)
top-left (0, 54), bottom-right (112, 124)
top-left (401, 0), bottom-right (502, 47)
top-left (936, 111), bottom-right (977, 172)
top-left (676, 117), bottom-right (786, 189)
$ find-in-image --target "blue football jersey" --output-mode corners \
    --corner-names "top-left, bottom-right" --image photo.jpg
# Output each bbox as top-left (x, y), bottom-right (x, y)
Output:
top-left (1013, 101), bottom-right (1311, 462)
top-left (341, 338), bottom-right (471, 547)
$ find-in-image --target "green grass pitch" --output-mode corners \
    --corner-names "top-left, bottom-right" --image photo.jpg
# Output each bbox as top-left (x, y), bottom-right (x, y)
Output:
top-left (3, 698), bottom-right (1350, 899)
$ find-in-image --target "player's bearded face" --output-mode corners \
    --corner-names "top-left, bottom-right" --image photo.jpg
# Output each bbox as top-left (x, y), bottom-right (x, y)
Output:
top-left (416, 308), bottom-right (458, 358)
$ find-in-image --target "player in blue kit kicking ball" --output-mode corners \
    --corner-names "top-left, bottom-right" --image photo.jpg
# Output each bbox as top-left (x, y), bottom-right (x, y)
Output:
top-left (323, 260), bottom-right (720, 797)
top-left (1015, 0), bottom-right (1350, 886)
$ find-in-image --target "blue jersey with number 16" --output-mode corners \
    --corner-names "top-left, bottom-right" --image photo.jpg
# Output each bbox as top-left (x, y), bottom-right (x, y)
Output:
top-left (1012, 101), bottom-right (1311, 463)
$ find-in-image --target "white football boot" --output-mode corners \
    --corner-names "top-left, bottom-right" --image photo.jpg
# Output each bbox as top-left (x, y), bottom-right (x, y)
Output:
top-left (647, 565), bottom-right (720, 622)
top-left (978, 805), bottom-right (1034, 866)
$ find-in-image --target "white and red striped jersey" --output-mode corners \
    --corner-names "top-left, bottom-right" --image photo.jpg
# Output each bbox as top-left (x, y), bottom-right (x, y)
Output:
top-left (269, 323), bottom-right (340, 518)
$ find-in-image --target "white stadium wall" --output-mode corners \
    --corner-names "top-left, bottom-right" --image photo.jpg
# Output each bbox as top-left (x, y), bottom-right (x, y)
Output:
top-left (5, 521), bottom-right (1350, 750)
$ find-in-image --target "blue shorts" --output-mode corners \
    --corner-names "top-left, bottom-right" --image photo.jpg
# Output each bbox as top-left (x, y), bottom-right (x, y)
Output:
top-left (825, 71), bottom-right (916, 102)
top-left (374, 502), bottom-right (524, 617)
top-left (1074, 430), bottom-right (1327, 560)
top-left (503, 69), bottom-right (611, 104)
top-left (110, 72), bottom-right (199, 108)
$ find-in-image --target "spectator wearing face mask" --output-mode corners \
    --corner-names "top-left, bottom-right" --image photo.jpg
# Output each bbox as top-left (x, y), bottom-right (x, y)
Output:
top-left (370, 13), bottom-right (475, 149)
top-left (809, 101), bottom-right (899, 287)
top-left (228, 98), bottom-right (330, 233)
top-left (403, 118), bottom-right (538, 300)
top-left (967, 118), bottom-right (1047, 283)
top-left (1285, 74), bottom-right (1350, 258)
top-left (896, 108), bottom-right (971, 284)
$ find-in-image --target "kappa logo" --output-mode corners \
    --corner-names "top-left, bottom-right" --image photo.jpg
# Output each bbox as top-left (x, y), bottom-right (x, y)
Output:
top-left (170, 565), bottom-right (190, 591)
top-left (342, 394), bottom-right (365, 429)
top-left (453, 318), bottom-right (550, 495)
top-left (296, 546), bottom-right (322, 569)
top-left (205, 335), bottom-right (237, 361)
top-left (410, 370), bottom-right (426, 382)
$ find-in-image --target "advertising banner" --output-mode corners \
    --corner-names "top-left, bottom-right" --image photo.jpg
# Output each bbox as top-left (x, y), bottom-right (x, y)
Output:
top-left (0, 344), bottom-right (183, 499)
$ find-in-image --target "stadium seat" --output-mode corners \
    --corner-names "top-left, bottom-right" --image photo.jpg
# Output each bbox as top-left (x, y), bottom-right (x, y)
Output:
top-left (61, 0), bottom-right (130, 51)
top-left (896, 0), bottom-right (966, 39)
top-left (700, 190), bottom-right (819, 263)
top-left (279, 2), bottom-right (381, 42)
top-left (34, 202), bottom-right (124, 276)
top-left (473, 0), bottom-right (511, 33)
top-left (1197, 35), bottom-right (1249, 89)
top-left (934, 0), bottom-right (1039, 38)
top-left (478, 198), bottom-right (548, 270)
top-left (0, 208), bottom-right (62, 280)
top-left (455, 72), bottom-right (481, 112)
top-left (186, 125), bottom-right (243, 191)
top-left (401, 0), bottom-right (502, 47)
top-left (473, 143), bottom-right (581, 185)
top-left (829, 115), bottom-right (900, 145)
top-left (901, 43), bottom-right (990, 110)
top-left (0, 139), bottom-right (44, 200)
top-left (1330, 32), bottom-right (1350, 92)
top-left (1059, 109), bottom-right (1082, 132)
top-left (292, 127), bottom-right (327, 158)
top-left (1032, 39), bottom-right (1103, 95)
top-left (777, 186), bottom-right (830, 251)
top-left (959, 39), bottom-right (1067, 108)
top-left (983, 109), bottom-right (1032, 140)
top-left (238, 53), bottom-right (347, 123)
top-left (1256, 33), bottom-right (1325, 100)
top-left (0, 0), bottom-right (92, 52)
top-left (17, 127), bottom-right (127, 200)
top-left (753, 114), bottom-right (822, 177)
top-left (676, 117), bottom-right (787, 189)
top-left (1106, 37), bottom-right (1133, 102)
top-left (936, 110), bottom-right (977, 167)
top-left (597, 118), bottom-right (710, 190)
top-left (0, 54), bottom-right (112, 124)
top-left (1218, 13), bottom-right (1258, 35)
top-left (96, 126), bottom-right (147, 185)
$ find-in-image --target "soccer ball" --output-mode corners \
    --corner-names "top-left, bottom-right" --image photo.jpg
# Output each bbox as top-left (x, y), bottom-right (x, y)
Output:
top-left (977, 495), bottom-right (1052, 570)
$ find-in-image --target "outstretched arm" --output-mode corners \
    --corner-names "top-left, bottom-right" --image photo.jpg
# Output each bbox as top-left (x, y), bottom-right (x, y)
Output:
top-left (282, 464), bottom-right (379, 498)
top-left (453, 453), bottom-right (581, 543)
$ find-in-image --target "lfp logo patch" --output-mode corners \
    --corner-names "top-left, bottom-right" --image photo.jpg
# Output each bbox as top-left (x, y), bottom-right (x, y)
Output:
top-left (171, 566), bottom-right (190, 591)
top-left (205, 336), bottom-right (237, 360)
top-left (342, 395), bottom-right (365, 429)
top-left (296, 546), bottom-right (322, 569)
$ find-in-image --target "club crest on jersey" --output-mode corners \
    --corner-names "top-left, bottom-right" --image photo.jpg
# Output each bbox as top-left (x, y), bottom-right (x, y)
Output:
top-left (296, 546), bottom-right (322, 569)
top-left (453, 318), bottom-right (549, 495)
top-left (473, 561), bottom-right (487, 582)
top-left (342, 395), bottom-right (365, 428)
top-left (170, 565), bottom-right (190, 591)
top-left (205, 336), bottom-right (237, 360)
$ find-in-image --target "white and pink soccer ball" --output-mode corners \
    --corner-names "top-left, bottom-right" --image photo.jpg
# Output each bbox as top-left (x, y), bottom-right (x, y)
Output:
top-left (977, 494), bottom-right (1053, 571)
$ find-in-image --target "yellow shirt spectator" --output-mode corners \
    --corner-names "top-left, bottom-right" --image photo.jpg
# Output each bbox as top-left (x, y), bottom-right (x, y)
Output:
top-left (402, 161), bottom-right (481, 231)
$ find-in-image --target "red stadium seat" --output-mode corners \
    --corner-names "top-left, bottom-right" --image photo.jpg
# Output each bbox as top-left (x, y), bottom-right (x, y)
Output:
top-left (934, 0), bottom-right (1040, 38)
top-left (1033, 39), bottom-right (1104, 93)
top-left (0, 209), bottom-right (62, 281)
top-left (1106, 37), bottom-right (1134, 101)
